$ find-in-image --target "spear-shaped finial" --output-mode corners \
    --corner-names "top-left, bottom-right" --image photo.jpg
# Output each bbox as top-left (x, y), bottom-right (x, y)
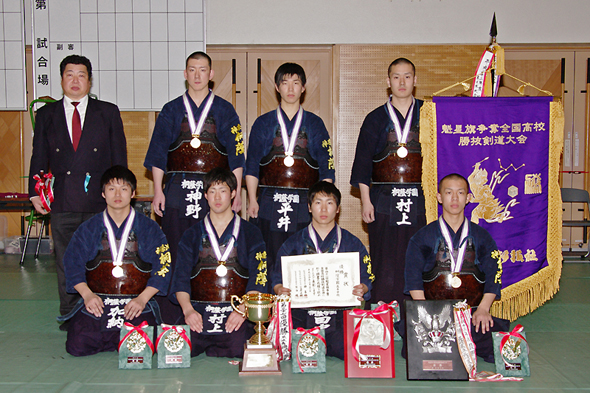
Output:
top-left (489, 13), bottom-right (497, 39)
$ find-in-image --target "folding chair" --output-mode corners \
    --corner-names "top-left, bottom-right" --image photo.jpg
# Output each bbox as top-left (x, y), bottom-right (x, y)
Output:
top-left (561, 188), bottom-right (590, 259)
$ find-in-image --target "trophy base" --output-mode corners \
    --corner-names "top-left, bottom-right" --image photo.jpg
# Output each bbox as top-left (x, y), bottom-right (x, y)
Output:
top-left (239, 344), bottom-right (282, 376)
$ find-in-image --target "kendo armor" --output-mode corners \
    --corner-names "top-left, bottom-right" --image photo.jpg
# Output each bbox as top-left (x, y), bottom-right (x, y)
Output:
top-left (259, 127), bottom-right (319, 189)
top-left (422, 237), bottom-right (485, 307)
top-left (190, 237), bottom-right (248, 302)
top-left (86, 231), bottom-right (151, 296)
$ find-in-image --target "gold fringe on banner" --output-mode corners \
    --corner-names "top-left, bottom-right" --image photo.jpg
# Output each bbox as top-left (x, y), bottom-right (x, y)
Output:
top-left (419, 101), bottom-right (438, 225)
top-left (490, 99), bottom-right (564, 321)
top-left (419, 99), bottom-right (565, 321)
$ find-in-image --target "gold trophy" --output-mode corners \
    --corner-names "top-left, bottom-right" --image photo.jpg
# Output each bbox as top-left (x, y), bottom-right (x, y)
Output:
top-left (231, 293), bottom-right (281, 375)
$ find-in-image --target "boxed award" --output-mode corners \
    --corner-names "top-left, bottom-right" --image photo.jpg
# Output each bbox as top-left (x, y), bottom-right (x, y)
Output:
top-left (493, 324), bottom-right (530, 377)
top-left (343, 306), bottom-right (395, 378)
top-left (291, 327), bottom-right (326, 373)
top-left (405, 300), bottom-right (468, 380)
top-left (118, 322), bottom-right (154, 369)
top-left (156, 325), bottom-right (191, 369)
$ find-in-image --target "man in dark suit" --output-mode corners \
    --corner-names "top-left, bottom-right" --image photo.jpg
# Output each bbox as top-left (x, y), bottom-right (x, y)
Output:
top-left (28, 55), bottom-right (127, 329)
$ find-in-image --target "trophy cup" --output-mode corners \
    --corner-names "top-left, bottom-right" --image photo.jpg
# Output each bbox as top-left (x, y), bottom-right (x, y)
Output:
top-left (231, 293), bottom-right (281, 375)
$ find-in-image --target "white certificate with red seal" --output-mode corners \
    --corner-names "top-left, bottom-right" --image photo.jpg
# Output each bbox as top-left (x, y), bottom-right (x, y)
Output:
top-left (281, 252), bottom-right (361, 309)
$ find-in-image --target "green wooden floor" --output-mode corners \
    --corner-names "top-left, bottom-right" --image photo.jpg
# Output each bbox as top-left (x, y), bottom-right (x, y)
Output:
top-left (1, 253), bottom-right (589, 392)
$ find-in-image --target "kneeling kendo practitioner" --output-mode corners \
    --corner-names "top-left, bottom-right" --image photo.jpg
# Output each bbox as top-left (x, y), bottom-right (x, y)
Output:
top-left (63, 166), bottom-right (171, 356)
top-left (271, 181), bottom-right (374, 360)
top-left (170, 168), bottom-right (269, 358)
top-left (404, 173), bottom-right (509, 362)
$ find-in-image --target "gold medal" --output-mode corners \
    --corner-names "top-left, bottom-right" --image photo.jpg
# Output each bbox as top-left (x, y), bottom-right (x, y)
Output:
top-left (164, 328), bottom-right (185, 353)
top-left (397, 145), bottom-right (408, 158)
top-left (284, 155), bottom-right (295, 167)
top-left (216, 263), bottom-right (228, 277)
top-left (298, 334), bottom-right (319, 357)
top-left (190, 137), bottom-right (201, 149)
top-left (126, 330), bottom-right (147, 354)
top-left (451, 275), bottom-right (462, 288)
top-left (112, 265), bottom-right (124, 278)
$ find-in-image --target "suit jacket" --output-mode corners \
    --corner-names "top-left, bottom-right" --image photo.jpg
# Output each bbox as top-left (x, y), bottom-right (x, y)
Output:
top-left (28, 97), bottom-right (127, 213)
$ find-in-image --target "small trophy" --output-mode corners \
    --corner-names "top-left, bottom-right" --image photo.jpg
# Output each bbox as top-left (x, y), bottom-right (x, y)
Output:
top-left (231, 293), bottom-right (282, 375)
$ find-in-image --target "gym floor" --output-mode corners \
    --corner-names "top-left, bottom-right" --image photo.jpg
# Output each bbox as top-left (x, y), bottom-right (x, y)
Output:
top-left (1, 253), bottom-right (589, 393)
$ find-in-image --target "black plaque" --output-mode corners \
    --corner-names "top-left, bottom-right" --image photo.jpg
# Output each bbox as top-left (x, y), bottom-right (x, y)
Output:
top-left (405, 300), bottom-right (468, 380)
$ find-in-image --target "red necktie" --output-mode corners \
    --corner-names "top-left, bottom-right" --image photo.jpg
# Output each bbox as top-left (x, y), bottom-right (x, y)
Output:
top-left (72, 101), bottom-right (81, 151)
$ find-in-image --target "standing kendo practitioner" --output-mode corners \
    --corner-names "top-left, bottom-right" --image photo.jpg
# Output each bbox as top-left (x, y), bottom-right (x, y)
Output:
top-left (350, 58), bottom-right (426, 316)
top-left (62, 166), bottom-right (171, 356)
top-left (405, 173), bottom-right (509, 362)
top-left (245, 63), bottom-right (335, 277)
top-left (28, 55), bottom-right (127, 330)
top-left (144, 51), bottom-right (245, 323)
top-left (170, 168), bottom-right (268, 358)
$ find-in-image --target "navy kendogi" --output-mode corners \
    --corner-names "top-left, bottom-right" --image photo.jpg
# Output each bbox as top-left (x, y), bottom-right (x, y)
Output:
top-left (63, 211), bottom-right (171, 356)
top-left (270, 224), bottom-right (374, 359)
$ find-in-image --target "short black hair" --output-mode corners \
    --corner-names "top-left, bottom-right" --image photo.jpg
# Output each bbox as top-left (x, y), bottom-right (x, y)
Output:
top-left (274, 62), bottom-right (306, 87)
top-left (186, 51), bottom-right (212, 69)
top-left (438, 173), bottom-right (470, 192)
top-left (308, 181), bottom-right (341, 207)
top-left (60, 55), bottom-right (92, 79)
top-left (101, 165), bottom-right (136, 193)
top-left (387, 57), bottom-right (416, 77)
top-left (204, 168), bottom-right (237, 194)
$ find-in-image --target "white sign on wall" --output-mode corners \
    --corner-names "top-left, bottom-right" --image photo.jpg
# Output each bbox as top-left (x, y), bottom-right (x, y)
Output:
top-left (32, 0), bottom-right (206, 110)
top-left (0, 0), bottom-right (27, 110)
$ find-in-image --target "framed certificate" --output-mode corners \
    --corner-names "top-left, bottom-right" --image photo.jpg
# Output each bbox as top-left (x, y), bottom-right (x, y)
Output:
top-left (281, 252), bottom-right (361, 308)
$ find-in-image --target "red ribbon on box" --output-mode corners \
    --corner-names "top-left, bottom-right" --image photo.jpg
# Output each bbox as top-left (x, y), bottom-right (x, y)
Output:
top-left (349, 303), bottom-right (392, 362)
top-left (498, 324), bottom-right (529, 367)
top-left (155, 324), bottom-right (192, 351)
top-left (295, 327), bottom-right (326, 373)
top-left (118, 321), bottom-right (154, 354)
top-left (33, 172), bottom-right (54, 212)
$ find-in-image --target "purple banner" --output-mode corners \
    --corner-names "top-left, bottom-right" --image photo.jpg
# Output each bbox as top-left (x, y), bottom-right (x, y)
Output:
top-left (434, 96), bottom-right (553, 288)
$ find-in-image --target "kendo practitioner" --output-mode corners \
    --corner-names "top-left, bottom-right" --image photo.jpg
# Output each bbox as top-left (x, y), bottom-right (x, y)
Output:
top-left (271, 181), bottom-right (374, 360)
top-left (350, 58), bottom-right (425, 315)
top-left (170, 168), bottom-right (268, 358)
top-left (245, 63), bottom-right (335, 277)
top-left (144, 51), bottom-right (244, 323)
top-left (404, 173), bottom-right (509, 362)
top-left (28, 55), bottom-right (127, 329)
top-left (62, 166), bottom-right (171, 356)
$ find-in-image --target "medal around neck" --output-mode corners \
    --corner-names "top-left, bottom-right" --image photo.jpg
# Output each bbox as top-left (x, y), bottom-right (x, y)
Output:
top-left (190, 137), bottom-right (201, 149)
top-left (284, 155), bottom-right (295, 167)
top-left (451, 275), bottom-right (462, 289)
top-left (397, 145), bottom-right (408, 158)
top-left (112, 265), bottom-right (124, 278)
top-left (216, 263), bottom-right (228, 277)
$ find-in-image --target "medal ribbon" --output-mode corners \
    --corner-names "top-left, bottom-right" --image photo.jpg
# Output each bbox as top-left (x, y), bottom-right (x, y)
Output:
top-left (308, 224), bottom-right (342, 254)
top-left (155, 324), bottom-right (192, 351)
top-left (349, 304), bottom-right (392, 362)
top-left (276, 106), bottom-right (303, 160)
top-left (385, 97), bottom-right (415, 147)
top-left (183, 90), bottom-right (215, 138)
top-left (498, 324), bottom-right (528, 368)
top-left (118, 321), bottom-right (154, 353)
top-left (204, 212), bottom-right (241, 265)
top-left (439, 216), bottom-right (470, 274)
top-left (295, 327), bottom-right (326, 373)
top-left (103, 208), bottom-right (135, 272)
top-left (33, 173), bottom-right (54, 212)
